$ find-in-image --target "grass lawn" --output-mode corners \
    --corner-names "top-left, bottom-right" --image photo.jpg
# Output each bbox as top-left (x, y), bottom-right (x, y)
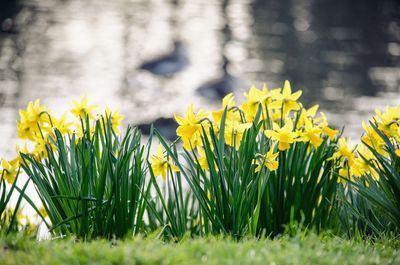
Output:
top-left (1, 233), bottom-right (399, 265)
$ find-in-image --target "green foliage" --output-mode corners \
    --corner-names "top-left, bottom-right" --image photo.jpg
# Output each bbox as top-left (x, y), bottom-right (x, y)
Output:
top-left (20, 116), bottom-right (150, 239)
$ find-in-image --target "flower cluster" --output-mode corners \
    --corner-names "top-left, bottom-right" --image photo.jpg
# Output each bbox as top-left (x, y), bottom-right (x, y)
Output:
top-left (331, 105), bottom-right (400, 182)
top-left (0, 97), bottom-right (124, 184)
top-left (157, 80), bottom-right (338, 174)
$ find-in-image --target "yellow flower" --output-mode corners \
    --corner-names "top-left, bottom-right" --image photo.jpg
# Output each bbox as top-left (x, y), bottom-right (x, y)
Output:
top-left (396, 149), bottom-right (400, 157)
top-left (361, 121), bottom-right (385, 155)
top-left (197, 147), bottom-right (209, 171)
top-left (298, 119), bottom-right (323, 148)
top-left (14, 144), bottom-right (30, 166)
top-left (36, 206), bottom-right (48, 218)
top-left (264, 119), bottom-right (298, 151)
top-left (331, 138), bottom-right (355, 166)
top-left (71, 96), bottom-right (97, 119)
top-left (254, 147), bottom-right (279, 172)
top-left (17, 211), bottom-right (31, 226)
top-left (149, 144), bottom-right (180, 181)
top-left (270, 80), bottom-right (302, 113)
top-left (374, 106), bottom-right (400, 138)
top-left (174, 104), bottom-right (209, 150)
top-left (20, 100), bottom-right (48, 125)
top-left (1, 159), bottom-right (19, 184)
top-left (52, 112), bottom-right (73, 135)
top-left (322, 126), bottom-right (338, 140)
top-left (224, 120), bottom-right (252, 149)
top-left (297, 105), bottom-right (319, 128)
top-left (105, 107), bottom-right (124, 134)
top-left (241, 85), bottom-right (270, 122)
top-left (17, 118), bottom-right (38, 141)
top-left (352, 145), bottom-right (379, 180)
top-left (212, 93), bottom-right (241, 125)
top-left (17, 100), bottom-right (49, 140)
top-left (32, 138), bottom-right (54, 161)
top-left (338, 164), bottom-right (352, 183)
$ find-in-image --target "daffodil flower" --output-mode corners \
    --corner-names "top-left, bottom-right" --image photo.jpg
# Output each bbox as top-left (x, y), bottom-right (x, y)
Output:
top-left (212, 93), bottom-right (241, 125)
top-left (331, 138), bottom-right (355, 166)
top-left (254, 147), bottom-right (279, 172)
top-left (264, 119), bottom-right (298, 151)
top-left (150, 144), bottom-right (180, 181)
top-left (270, 80), bottom-right (302, 114)
top-left (104, 107), bottom-right (124, 134)
top-left (71, 96), bottom-right (97, 119)
top-left (224, 120), bottom-right (252, 149)
top-left (298, 119), bottom-right (323, 148)
top-left (174, 104), bottom-right (209, 150)
top-left (1, 159), bottom-right (19, 184)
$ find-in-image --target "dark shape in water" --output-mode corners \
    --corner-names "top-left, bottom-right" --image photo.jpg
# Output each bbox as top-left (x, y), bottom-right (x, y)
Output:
top-left (137, 117), bottom-right (178, 141)
top-left (0, 0), bottom-right (20, 33)
top-left (196, 57), bottom-right (238, 100)
top-left (139, 41), bottom-right (189, 76)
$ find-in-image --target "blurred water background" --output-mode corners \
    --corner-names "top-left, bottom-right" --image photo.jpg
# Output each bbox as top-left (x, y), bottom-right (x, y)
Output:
top-left (0, 0), bottom-right (399, 159)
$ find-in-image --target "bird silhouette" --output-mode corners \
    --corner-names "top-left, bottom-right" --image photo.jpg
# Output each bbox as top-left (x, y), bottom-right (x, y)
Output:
top-left (139, 41), bottom-right (189, 76)
top-left (137, 117), bottom-right (178, 141)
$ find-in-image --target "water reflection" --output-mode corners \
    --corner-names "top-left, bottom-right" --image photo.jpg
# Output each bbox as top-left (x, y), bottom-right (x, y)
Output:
top-left (0, 0), bottom-right (399, 158)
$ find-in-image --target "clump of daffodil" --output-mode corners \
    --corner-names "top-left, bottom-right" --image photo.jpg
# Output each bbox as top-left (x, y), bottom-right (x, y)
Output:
top-left (9, 96), bottom-right (124, 173)
top-left (150, 144), bottom-right (180, 181)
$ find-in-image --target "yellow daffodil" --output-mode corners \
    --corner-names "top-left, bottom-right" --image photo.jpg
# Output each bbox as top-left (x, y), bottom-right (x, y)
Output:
top-left (51, 112), bottom-right (73, 135)
top-left (105, 107), bottom-right (124, 134)
top-left (396, 149), bottom-right (400, 157)
top-left (361, 121), bottom-right (385, 155)
top-left (1, 159), bottom-right (19, 184)
top-left (174, 104), bottom-right (209, 150)
top-left (322, 126), bottom-right (338, 140)
top-left (149, 144), bottom-right (180, 181)
top-left (17, 100), bottom-right (50, 141)
top-left (71, 96), bottom-right (97, 119)
top-left (338, 164), bottom-right (352, 183)
top-left (254, 147), bottom-right (279, 172)
top-left (241, 85), bottom-right (269, 122)
top-left (197, 147), bottom-right (209, 171)
top-left (331, 138), bottom-right (355, 166)
top-left (270, 80), bottom-right (302, 114)
top-left (36, 206), bottom-right (48, 218)
top-left (352, 144), bottom-right (379, 180)
top-left (212, 93), bottom-right (241, 125)
top-left (297, 105), bottom-right (319, 128)
top-left (31, 138), bottom-right (54, 161)
top-left (298, 119), bottom-right (323, 148)
top-left (374, 106), bottom-right (400, 138)
top-left (264, 119), bottom-right (298, 151)
top-left (20, 100), bottom-right (48, 126)
top-left (224, 120), bottom-right (252, 149)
